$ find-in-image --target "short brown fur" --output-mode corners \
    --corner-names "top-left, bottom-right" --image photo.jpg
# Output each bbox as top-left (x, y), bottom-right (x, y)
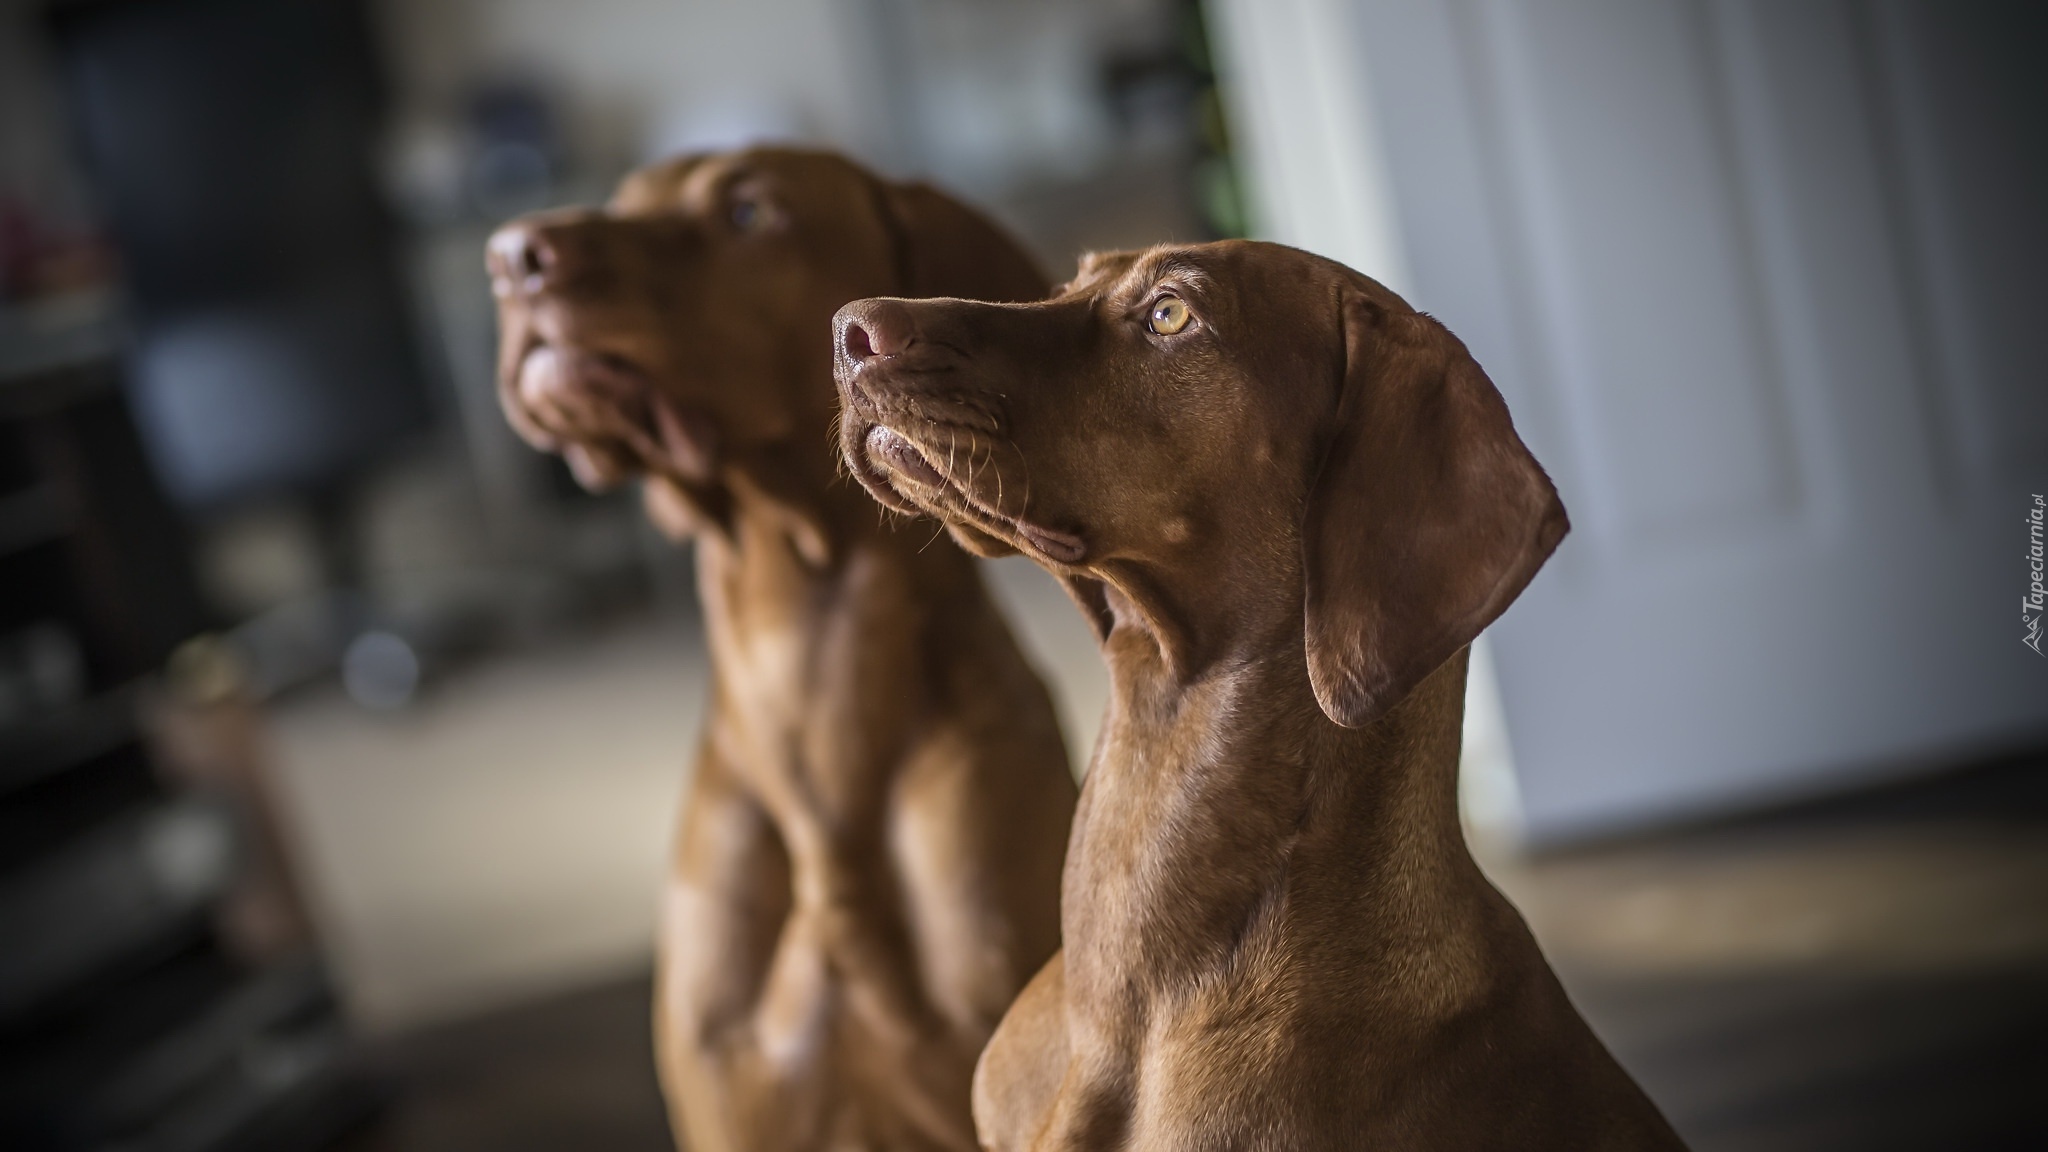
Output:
top-left (832, 240), bottom-right (1688, 1151)
top-left (489, 147), bottom-right (1076, 1152)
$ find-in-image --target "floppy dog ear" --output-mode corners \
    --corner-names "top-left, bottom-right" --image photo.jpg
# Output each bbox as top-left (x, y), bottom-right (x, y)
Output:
top-left (1302, 293), bottom-right (1568, 729)
top-left (878, 180), bottom-right (1049, 303)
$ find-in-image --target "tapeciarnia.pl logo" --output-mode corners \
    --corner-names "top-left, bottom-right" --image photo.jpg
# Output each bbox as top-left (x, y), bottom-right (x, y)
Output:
top-left (2027, 494), bottom-right (2045, 656)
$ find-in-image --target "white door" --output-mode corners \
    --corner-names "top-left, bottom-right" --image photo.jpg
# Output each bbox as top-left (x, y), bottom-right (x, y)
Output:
top-left (1212, 0), bottom-right (2048, 840)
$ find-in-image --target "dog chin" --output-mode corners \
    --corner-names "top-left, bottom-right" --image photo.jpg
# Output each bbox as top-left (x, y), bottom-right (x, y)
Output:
top-left (868, 452), bottom-right (1014, 556)
top-left (516, 344), bottom-right (576, 413)
top-left (841, 422), bottom-right (925, 516)
top-left (859, 452), bottom-right (1014, 557)
top-left (864, 424), bottom-right (947, 489)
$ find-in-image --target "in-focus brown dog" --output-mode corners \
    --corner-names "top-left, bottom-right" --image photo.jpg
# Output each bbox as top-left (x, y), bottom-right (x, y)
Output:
top-left (488, 148), bottom-right (1077, 1152)
top-left (833, 241), bottom-right (1690, 1151)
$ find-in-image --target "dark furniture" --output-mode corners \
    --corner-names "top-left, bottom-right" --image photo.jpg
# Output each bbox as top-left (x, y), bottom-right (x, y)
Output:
top-left (0, 307), bottom-right (374, 1152)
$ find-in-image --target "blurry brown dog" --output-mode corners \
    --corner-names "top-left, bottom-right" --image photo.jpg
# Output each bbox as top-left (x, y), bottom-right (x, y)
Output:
top-left (488, 148), bottom-right (1076, 1152)
top-left (834, 241), bottom-right (1689, 1151)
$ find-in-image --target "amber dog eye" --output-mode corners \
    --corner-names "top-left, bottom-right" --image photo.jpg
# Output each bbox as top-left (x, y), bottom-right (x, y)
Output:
top-left (1147, 295), bottom-right (1191, 335)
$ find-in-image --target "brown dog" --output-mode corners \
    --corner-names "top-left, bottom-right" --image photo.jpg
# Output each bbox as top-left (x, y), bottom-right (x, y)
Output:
top-left (833, 241), bottom-right (1689, 1150)
top-left (488, 148), bottom-right (1077, 1152)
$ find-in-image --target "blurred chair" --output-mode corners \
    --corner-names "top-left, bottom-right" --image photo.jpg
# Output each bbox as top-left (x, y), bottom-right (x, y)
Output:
top-left (47, 0), bottom-right (438, 699)
top-left (48, 0), bottom-right (431, 519)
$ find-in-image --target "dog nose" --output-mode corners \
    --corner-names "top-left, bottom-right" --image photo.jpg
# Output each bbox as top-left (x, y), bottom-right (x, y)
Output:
top-left (487, 222), bottom-right (563, 296)
top-left (837, 299), bottom-right (919, 364)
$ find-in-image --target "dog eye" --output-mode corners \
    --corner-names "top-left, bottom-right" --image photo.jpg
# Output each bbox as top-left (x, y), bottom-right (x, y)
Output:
top-left (1146, 295), bottom-right (1191, 335)
top-left (730, 198), bottom-right (763, 231)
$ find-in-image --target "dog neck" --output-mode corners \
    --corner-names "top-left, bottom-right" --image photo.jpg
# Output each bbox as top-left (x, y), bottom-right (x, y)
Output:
top-left (693, 438), bottom-right (979, 662)
top-left (1061, 576), bottom-right (1497, 1036)
top-left (687, 449), bottom-right (988, 843)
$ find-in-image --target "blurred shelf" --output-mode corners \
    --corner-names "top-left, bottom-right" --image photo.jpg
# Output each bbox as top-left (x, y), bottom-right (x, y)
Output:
top-left (0, 795), bottom-right (239, 1025)
top-left (0, 947), bottom-right (378, 1152)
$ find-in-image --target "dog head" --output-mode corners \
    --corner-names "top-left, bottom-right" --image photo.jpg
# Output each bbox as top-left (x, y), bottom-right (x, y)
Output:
top-left (834, 240), bottom-right (1566, 727)
top-left (489, 146), bottom-right (1045, 539)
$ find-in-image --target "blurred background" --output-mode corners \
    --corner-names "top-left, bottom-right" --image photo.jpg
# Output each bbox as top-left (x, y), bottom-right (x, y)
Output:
top-left (0, 0), bottom-right (2041, 1150)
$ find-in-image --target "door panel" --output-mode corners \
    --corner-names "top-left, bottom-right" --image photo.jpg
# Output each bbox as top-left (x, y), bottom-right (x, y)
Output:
top-left (1213, 0), bottom-right (2048, 839)
top-left (1867, 2), bottom-right (2048, 487)
top-left (1476, 0), bottom-right (1800, 540)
